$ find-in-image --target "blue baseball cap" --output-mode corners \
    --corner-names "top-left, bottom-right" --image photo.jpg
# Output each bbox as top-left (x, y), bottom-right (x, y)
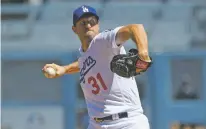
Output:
top-left (73, 5), bottom-right (99, 25)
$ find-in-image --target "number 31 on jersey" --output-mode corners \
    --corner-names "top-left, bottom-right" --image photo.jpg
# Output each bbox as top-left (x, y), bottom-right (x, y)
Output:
top-left (88, 73), bottom-right (107, 95)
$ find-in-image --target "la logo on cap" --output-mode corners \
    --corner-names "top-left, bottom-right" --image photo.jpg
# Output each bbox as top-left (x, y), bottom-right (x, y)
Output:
top-left (82, 6), bottom-right (89, 12)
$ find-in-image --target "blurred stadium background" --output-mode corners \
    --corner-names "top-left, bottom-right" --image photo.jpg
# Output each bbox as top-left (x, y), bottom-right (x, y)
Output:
top-left (1, 0), bottom-right (206, 129)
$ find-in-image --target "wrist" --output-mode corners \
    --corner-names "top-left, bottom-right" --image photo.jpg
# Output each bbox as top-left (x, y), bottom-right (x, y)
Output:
top-left (62, 66), bottom-right (68, 74)
top-left (138, 52), bottom-right (151, 62)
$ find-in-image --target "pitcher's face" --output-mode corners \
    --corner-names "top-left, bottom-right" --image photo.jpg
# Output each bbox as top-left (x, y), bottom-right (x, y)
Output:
top-left (72, 15), bottom-right (99, 40)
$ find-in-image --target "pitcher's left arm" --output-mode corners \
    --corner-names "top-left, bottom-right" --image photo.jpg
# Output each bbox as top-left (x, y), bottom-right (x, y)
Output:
top-left (116, 24), bottom-right (151, 62)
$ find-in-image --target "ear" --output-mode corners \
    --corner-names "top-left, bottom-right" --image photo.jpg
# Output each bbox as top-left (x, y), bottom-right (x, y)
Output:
top-left (72, 26), bottom-right (77, 34)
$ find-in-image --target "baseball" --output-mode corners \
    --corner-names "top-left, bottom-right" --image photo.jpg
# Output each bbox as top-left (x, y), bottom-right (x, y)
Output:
top-left (45, 67), bottom-right (56, 76)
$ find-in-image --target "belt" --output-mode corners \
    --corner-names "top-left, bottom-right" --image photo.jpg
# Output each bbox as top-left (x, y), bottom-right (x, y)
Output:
top-left (94, 112), bottom-right (128, 123)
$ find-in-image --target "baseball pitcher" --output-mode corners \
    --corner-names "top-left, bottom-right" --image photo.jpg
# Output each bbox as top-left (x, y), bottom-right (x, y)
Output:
top-left (42, 5), bottom-right (152, 129)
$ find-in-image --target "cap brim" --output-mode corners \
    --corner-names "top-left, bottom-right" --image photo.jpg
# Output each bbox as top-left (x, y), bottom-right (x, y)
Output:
top-left (74, 12), bottom-right (99, 25)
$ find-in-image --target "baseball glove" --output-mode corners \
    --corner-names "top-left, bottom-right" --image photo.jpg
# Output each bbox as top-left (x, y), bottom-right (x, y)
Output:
top-left (110, 49), bottom-right (152, 78)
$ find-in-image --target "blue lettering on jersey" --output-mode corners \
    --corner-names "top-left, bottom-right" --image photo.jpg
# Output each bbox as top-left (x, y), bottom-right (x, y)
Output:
top-left (80, 56), bottom-right (96, 83)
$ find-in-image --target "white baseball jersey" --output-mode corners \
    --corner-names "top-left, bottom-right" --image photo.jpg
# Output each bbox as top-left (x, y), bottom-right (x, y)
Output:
top-left (78, 27), bottom-right (143, 119)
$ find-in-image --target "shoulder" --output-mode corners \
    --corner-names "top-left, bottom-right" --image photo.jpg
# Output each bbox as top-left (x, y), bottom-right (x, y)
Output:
top-left (101, 26), bottom-right (123, 34)
top-left (98, 29), bottom-right (114, 37)
top-left (93, 29), bottom-right (113, 41)
top-left (96, 27), bottom-right (123, 38)
top-left (102, 29), bottom-right (114, 33)
top-left (92, 26), bottom-right (124, 48)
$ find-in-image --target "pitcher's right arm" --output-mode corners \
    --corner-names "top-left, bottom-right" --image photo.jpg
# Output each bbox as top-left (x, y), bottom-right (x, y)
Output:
top-left (42, 60), bottom-right (80, 78)
top-left (63, 61), bottom-right (80, 74)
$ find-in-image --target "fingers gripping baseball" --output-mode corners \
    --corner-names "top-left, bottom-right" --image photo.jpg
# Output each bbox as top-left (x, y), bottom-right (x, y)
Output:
top-left (42, 63), bottom-right (66, 78)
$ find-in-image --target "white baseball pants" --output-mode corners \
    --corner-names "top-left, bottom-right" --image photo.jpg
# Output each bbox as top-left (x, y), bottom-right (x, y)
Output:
top-left (87, 113), bottom-right (150, 129)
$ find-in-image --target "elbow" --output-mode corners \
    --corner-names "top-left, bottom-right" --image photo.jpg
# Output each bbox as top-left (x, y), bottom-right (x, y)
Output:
top-left (128, 24), bottom-right (144, 35)
top-left (129, 24), bottom-right (143, 28)
top-left (129, 24), bottom-right (144, 31)
top-left (117, 24), bottom-right (145, 43)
